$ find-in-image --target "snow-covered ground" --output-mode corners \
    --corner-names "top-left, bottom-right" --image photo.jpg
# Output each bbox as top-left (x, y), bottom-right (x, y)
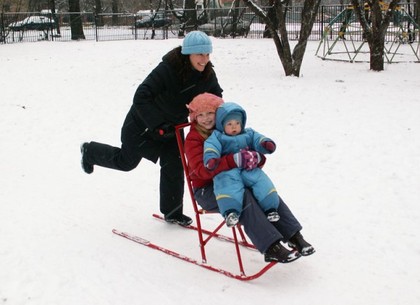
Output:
top-left (0, 38), bottom-right (419, 305)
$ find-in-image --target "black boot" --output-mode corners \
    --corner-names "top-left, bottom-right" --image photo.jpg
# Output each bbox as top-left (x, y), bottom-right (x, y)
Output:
top-left (164, 214), bottom-right (192, 227)
top-left (80, 143), bottom-right (94, 174)
top-left (264, 241), bottom-right (301, 263)
top-left (288, 231), bottom-right (316, 256)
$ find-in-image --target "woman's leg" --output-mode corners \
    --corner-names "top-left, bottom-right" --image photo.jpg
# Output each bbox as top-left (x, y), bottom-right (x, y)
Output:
top-left (83, 141), bottom-right (141, 171)
top-left (83, 112), bottom-right (148, 171)
top-left (195, 186), bottom-right (282, 254)
top-left (159, 138), bottom-right (185, 218)
top-left (194, 185), bottom-right (219, 212)
top-left (272, 195), bottom-right (303, 241)
top-left (241, 189), bottom-right (282, 253)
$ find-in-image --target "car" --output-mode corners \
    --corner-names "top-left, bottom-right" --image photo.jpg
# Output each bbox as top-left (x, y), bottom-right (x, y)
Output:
top-left (198, 16), bottom-right (251, 37)
top-left (8, 15), bottom-right (57, 31)
top-left (135, 13), bottom-right (172, 28)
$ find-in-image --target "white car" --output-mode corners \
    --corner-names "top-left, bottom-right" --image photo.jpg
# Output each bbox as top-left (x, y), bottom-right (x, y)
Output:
top-left (8, 16), bottom-right (56, 31)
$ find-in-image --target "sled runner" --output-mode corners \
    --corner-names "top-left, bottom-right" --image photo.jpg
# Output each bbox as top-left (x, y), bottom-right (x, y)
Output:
top-left (113, 123), bottom-right (276, 280)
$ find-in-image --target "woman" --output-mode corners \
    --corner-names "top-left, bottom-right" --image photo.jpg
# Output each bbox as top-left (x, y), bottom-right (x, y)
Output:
top-left (184, 93), bottom-right (315, 263)
top-left (80, 31), bottom-right (222, 226)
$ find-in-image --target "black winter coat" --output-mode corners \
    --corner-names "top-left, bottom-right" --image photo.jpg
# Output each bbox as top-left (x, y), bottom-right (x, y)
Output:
top-left (130, 47), bottom-right (223, 132)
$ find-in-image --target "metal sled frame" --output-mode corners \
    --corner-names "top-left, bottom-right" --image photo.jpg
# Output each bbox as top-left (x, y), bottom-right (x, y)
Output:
top-left (113, 123), bottom-right (276, 281)
top-left (172, 122), bottom-right (276, 280)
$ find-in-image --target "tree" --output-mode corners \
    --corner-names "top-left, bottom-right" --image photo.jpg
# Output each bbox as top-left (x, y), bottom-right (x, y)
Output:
top-left (350, 0), bottom-right (400, 71)
top-left (242, 0), bottom-right (322, 77)
top-left (182, 0), bottom-right (198, 34)
top-left (68, 0), bottom-right (85, 40)
top-left (49, 0), bottom-right (61, 35)
top-left (111, 0), bottom-right (118, 25)
top-left (94, 0), bottom-right (104, 27)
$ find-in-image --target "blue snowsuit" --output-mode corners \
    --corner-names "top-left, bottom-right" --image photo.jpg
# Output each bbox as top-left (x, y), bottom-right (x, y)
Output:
top-left (203, 102), bottom-right (279, 217)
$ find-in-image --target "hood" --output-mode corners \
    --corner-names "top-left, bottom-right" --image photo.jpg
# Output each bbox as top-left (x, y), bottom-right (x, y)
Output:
top-left (215, 102), bottom-right (247, 132)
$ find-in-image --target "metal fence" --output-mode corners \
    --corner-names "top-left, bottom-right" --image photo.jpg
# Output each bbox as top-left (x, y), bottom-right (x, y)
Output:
top-left (1, 4), bottom-right (418, 44)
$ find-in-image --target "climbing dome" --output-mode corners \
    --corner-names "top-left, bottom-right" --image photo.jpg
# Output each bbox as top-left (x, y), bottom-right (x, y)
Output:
top-left (316, 4), bottom-right (419, 63)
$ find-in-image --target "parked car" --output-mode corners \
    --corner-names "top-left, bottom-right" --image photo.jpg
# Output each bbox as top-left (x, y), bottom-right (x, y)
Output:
top-left (135, 13), bottom-right (172, 28)
top-left (198, 16), bottom-right (251, 37)
top-left (8, 15), bottom-right (57, 31)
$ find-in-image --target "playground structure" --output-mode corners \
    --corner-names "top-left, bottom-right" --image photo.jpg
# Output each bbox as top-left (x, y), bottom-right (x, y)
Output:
top-left (316, 3), bottom-right (419, 63)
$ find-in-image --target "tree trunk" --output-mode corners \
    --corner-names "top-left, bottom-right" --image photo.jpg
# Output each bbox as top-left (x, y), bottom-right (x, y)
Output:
top-left (111, 0), bottom-right (118, 26)
top-left (68, 0), bottom-right (85, 40)
top-left (184, 0), bottom-right (197, 26)
top-left (49, 0), bottom-right (61, 34)
top-left (291, 0), bottom-right (322, 76)
top-left (95, 0), bottom-right (104, 27)
top-left (350, 0), bottom-right (400, 71)
top-left (243, 0), bottom-right (321, 77)
top-left (369, 33), bottom-right (385, 70)
top-left (263, 0), bottom-right (277, 38)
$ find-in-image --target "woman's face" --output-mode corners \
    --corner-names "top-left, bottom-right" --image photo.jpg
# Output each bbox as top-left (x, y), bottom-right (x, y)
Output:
top-left (195, 111), bottom-right (216, 130)
top-left (189, 54), bottom-right (210, 72)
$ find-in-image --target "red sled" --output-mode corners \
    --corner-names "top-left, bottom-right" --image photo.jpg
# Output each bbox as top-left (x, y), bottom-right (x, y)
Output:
top-left (113, 123), bottom-right (277, 280)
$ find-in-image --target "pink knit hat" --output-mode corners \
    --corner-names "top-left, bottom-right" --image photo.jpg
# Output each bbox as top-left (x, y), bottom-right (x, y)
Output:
top-left (187, 93), bottom-right (224, 122)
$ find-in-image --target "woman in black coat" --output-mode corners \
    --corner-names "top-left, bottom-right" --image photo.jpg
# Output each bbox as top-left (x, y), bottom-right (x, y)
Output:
top-left (81, 31), bottom-right (223, 226)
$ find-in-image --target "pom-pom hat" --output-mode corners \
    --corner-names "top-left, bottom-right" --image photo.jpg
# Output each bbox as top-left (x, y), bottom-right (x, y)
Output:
top-left (181, 31), bottom-right (213, 55)
top-left (187, 93), bottom-right (224, 122)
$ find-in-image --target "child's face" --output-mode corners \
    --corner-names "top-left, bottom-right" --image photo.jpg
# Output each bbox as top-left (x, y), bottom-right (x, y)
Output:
top-left (196, 111), bottom-right (216, 130)
top-left (224, 119), bottom-right (242, 136)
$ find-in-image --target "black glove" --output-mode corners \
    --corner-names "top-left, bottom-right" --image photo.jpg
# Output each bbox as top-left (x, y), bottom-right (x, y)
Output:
top-left (153, 123), bottom-right (175, 141)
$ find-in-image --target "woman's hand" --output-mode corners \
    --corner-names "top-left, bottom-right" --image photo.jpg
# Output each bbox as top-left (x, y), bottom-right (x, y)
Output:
top-left (152, 123), bottom-right (175, 141)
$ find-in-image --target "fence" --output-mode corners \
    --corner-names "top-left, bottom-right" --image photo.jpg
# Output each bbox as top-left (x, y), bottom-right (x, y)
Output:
top-left (1, 4), bottom-right (418, 44)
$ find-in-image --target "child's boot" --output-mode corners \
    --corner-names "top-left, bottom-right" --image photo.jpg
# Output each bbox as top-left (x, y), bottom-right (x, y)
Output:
top-left (265, 208), bottom-right (280, 222)
top-left (224, 210), bottom-right (239, 228)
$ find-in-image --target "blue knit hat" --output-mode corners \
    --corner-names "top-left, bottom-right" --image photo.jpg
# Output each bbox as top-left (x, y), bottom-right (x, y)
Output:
top-left (181, 31), bottom-right (213, 55)
top-left (223, 111), bottom-right (243, 128)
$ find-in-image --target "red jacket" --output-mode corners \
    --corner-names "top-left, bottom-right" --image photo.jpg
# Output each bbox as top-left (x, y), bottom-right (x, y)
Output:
top-left (184, 123), bottom-right (236, 189)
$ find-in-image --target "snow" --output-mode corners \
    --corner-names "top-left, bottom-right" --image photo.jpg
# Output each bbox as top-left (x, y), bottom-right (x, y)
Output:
top-left (1, 38), bottom-right (419, 305)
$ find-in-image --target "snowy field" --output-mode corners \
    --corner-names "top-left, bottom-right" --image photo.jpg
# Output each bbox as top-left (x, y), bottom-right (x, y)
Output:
top-left (0, 38), bottom-right (419, 305)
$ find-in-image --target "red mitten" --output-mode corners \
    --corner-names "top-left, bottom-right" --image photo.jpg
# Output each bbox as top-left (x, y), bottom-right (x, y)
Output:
top-left (261, 141), bottom-right (276, 153)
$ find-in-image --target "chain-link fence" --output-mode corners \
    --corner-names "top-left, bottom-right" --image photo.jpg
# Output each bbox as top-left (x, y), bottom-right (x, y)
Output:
top-left (1, 4), bottom-right (418, 44)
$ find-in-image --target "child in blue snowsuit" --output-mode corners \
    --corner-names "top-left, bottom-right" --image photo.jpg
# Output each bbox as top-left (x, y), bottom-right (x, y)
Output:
top-left (203, 102), bottom-right (280, 227)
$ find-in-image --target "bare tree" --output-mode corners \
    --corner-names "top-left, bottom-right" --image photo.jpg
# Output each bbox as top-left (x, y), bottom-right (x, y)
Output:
top-left (350, 0), bottom-right (400, 71)
top-left (94, 0), bottom-right (104, 26)
top-left (68, 0), bottom-right (85, 39)
top-left (111, 0), bottom-right (118, 25)
top-left (48, 0), bottom-right (61, 35)
top-left (243, 0), bottom-right (321, 77)
top-left (183, 0), bottom-right (198, 32)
